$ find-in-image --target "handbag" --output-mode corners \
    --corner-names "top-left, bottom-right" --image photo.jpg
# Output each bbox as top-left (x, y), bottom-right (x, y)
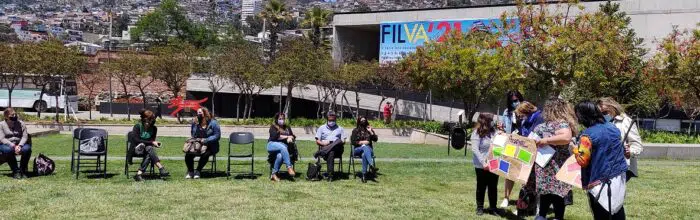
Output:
top-left (306, 162), bottom-right (321, 181)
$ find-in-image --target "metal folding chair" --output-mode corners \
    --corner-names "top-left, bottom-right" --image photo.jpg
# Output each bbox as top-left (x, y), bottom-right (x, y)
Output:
top-left (227, 132), bottom-right (254, 179)
top-left (123, 131), bottom-right (155, 179)
top-left (71, 128), bottom-right (109, 179)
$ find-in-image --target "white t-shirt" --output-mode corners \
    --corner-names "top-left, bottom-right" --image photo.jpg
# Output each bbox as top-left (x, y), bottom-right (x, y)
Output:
top-left (588, 173), bottom-right (626, 214)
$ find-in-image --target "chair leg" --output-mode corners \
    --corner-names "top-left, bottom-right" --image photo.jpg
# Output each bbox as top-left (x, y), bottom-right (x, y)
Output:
top-left (104, 155), bottom-right (108, 179)
top-left (76, 154), bottom-right (81, 179)
top-left (70, 150), bottom-right (75, 173)
top-left (96, 156), bottom-right (101, 172)
top-left (227, 156), bottom-right (231, 180)
top-left (124, 158), bottom-right (129, 178)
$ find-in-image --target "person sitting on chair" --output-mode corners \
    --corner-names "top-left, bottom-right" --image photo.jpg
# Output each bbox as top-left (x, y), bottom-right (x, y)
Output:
top-left (350, 116), bottom-right (378, 183)
top-left (267, 112), bottom-right (297, 181)
top-left (0, 108), bottom-right (31, 179)
top-left (185, 107), bottom-right (221, 179)
top-left (128, 109), bottom-right (169, 181)
top-left (313, 111), bottom-right (345, 181)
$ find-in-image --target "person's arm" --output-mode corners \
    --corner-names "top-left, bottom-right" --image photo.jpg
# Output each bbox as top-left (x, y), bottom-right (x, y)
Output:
top-left (370, 132), bottom-right (378, 142)
top-left (470, 132), bottom-right (487, 167)
top-left (204, 121), bottom-right (221, 144)
top-left (190, 122), bottom-right (197, 138)
top-left (350, 129), bottom-right (361, 147)
top-left (288, 127), bottom-right (296, 139)
top-left (626, 118), bottom-right (643, 156)
top-left (338, 127), bottom-right (346, 143)
top-left (18, 122), bottom-right (28, 146)
top-left (537, 127), bottom-right (573, 147)
top-left (0, 123), bottom-right (12, 146)
top-left (315, 126), bottom-right (325, 146)
top-left (150, 126), bottom-right (157, 142)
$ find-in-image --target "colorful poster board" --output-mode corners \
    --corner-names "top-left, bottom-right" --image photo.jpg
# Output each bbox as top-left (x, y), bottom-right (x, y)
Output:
top-left (487, 134), bottom-right (537, 184)
top-left (378, 18), bottom-right (520, 63)
top-left (555, 155), bottom-right (583, 189)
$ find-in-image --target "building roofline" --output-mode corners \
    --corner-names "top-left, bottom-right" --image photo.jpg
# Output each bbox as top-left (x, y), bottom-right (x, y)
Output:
top-left (333, 0), bottom-right (612, 15)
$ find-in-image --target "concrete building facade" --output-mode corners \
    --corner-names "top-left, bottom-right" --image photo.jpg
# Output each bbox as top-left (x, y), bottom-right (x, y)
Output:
top-left (241, 0), bottom-right (262, 26)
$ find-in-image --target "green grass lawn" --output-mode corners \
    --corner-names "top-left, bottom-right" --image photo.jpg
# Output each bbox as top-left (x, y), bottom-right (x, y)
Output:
top-left (0, 135), bottom-right (699, 219)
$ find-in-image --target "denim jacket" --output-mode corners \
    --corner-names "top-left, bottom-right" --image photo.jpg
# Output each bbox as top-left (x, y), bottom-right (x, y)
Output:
top-left (191, 119), bottom-right (221, 154)
top-left (581, 122), bottom-right (628, 189)
top-left (501, 109), bottom-right (517, 134)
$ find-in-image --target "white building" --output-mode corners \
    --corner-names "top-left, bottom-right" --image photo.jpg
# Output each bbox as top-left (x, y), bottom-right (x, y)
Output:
top-left (241, 0), bottom-right (262, 26)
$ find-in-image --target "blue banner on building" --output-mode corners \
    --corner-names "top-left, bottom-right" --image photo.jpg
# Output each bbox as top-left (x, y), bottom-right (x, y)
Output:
top-left (379, 18), bottom-right (519, 63)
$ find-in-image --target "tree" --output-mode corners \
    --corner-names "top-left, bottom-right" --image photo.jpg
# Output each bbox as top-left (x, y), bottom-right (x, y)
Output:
top-left (0, 43), bottom-right (30, 108)
top-left (244, 15), bottom-right (264, 36)
top-left (150, 43), bottom-right (193, 122)
top-left (650, 24), bottom-right (700, 127)
top-left (131, 0), bottom-right (217, 48)
top-left (260, 0), bottom-right (291, 60)
top-left (76, 72), bottom-right (104, 120)
top-left (102, 52), bottom-right (147, 120)
top-left (302, 7), bottom-right (332, 49)
top-left (131, 54), bottom-right (157, 109)
top-left (33, 40), bottom-right (85, 121)
top-left (272, 37), bottom-right (326, 118)
top-left (0, 23), bottom-right (20, 43)
top-left (339, 60), bottom-right (377, 118)
top-left (214, 41), bottom-right (271, 119)
top-left (400, 29), bottom-right (523, 122)
top-left (112, 13), bottom-right (130, 37)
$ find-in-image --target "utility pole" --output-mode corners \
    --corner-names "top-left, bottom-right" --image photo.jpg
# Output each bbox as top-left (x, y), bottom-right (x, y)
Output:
top-left (108, 8), bottom-right (114, 117)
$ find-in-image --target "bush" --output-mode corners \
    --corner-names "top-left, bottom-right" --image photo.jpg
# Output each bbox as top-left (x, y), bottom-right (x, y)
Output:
top-left (640, 130), bottom-right (700, 144)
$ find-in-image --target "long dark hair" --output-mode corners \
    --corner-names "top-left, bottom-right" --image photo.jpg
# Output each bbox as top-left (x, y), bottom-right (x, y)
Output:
top-left (475, 113), bottom-right (495, 138)
top-left (355, 116), bottom-right (371, 140)
top-left (575, 101), bottom-right (606, 128)
top-left (506, 90), bottom-right (524, 112)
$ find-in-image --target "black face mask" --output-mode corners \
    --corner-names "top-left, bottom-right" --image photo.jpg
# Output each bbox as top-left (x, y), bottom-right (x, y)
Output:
top-left (360, 121), bottom-right (369, 127)
top-left (197, 115), bottom-right (204, 121)
top-left (9, 116), bottom-right (18, 122)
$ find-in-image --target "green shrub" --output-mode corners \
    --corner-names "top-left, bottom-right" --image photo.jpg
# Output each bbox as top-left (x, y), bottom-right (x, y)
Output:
top-left (640, 130), bottom-right (700, 144)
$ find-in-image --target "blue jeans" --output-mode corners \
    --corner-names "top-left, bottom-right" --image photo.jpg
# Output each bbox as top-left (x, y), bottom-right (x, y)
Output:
top-left (0, 143), bottom-right (32, 173)
top-left (353, 145), bottom-right (374, 174)
top-left (267, 141), bottom-right (292, 174)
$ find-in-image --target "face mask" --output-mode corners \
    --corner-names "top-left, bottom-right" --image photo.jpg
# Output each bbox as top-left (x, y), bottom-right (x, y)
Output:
top-left (603, 114), bottom-right (613, 122)
top-left (9, 116), bottom-right (18, 122)
top-left (197, 115), bottom-right (204, 121)
top-left (327, 121), bottom-right (336, 127)
top-left (277, 119), bottom-right (285, 126)
top-left (360, 121), bottom-right (369, 127)
top-left (512, 101), bottom-right (520, 109)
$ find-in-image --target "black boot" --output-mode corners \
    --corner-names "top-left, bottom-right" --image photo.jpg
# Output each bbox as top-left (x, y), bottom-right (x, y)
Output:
top-left (159, 167), bottom-right (170, 177)
top-left (361, 173), bottom-right (367, 183)
top-left (476, 207), bottom-right (484, 216)
top-left (12, 172), bottom-right (22, 179)
top-left (133, 174), bottom-right (144, 181)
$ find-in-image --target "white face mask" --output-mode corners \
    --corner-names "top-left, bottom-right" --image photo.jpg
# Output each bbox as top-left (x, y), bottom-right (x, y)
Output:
top-left (277, 119), bottom-right (285, 126)
top-left (327, 121), bottom-right (336, 127)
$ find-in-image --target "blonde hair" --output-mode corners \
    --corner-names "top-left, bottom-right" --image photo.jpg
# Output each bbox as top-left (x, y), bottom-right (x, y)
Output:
top-left (515, 101), bottom-right (538, 117)
top-left (543, 98), bottom-right (579, 136)
top-left (597, 97), bottom-right (624, 117)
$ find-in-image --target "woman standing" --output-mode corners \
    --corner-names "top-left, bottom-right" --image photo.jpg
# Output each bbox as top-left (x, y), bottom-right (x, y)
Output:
top-left (0, 108), bottom-right (31, 179)
top-left (575, 101), bottom-right (628, 220)
top-left (350, 116), bottom-right (379, 183)
top-left (470, 113), bottom-right (500, 216)
top-left (185, 107), bottom-right (221, 179)
top-left (500, 90), bottom-right (524, 208)
top-left (597, 97), bottom-right (642, 180)
top-left (129, 109), bottom-right (169, 181)
top-left (267, 112), bottom-right (296, 181)
top-left (531, 98), bottom-right (578, 220)
top-left (515, 101), bottom-right (544, 137)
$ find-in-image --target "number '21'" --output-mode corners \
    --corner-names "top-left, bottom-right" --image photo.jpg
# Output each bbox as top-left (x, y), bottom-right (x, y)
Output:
top-left (429, 21), bottom-right (462, 42)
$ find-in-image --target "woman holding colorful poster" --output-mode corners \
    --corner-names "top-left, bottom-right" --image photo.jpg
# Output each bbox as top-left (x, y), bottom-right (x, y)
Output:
top-left (499, 90), bottom-right (525, 209)
top-left (469, 113), bottom-right (501, 216)
top-left (531, 98), bottom-right (579, 220)
top-left (574, 101), bottom-right (628, 220)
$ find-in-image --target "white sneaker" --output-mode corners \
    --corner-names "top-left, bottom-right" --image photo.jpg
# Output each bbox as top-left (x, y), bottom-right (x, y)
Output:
top-left (500, 198), bottom-right (509, 208)
top-left (193, 171), bottom-right (201, 179)
top-left (185, 172), bottom-right (192, 179)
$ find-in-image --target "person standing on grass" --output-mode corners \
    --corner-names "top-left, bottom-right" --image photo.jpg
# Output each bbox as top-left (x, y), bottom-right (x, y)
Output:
top-left (0, 108), bottom-right (31, 179)
top-left (155, 97), bottom-right (163, 119)
top-left (499, 90), bottom-right (524, 208)
top-left (185, 107), bottom-right (221, 179)
top-left (574, 101), bottom-right (628, 220)
top-left (313, 111), bottom-right (345, 182)
top-left (128, 109), bottom-right (169, 181)
top-left (267, 112), bottom-right (297, 182)
top-left (350, 116), bottom-right (379, 183)
top-left (531, 98), bottom-right (579, 220)
top-left (470, 112), bottom-right (502, 216)
top-left (597, 97), bottom-right (642, 181)
top-left (383, 102), bottom-right (393, 124)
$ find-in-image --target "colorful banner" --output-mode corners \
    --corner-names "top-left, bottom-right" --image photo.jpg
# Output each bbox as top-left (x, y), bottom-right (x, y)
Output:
top-left (487, 134), bottom-right (537, 185)
top-left (379, 18), bottom-right (519, 63)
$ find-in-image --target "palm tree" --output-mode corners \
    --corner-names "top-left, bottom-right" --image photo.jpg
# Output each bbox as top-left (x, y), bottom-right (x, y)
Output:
top-left (302, 6), bottom-right (332, 49)
top-left (260, 0), bottom-right (291, 60)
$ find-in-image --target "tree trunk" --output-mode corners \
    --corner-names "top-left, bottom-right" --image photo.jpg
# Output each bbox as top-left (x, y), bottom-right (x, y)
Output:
top-left (37, 85), bottom-right (46, 118)
top-left (355, 91), bottom-right (360, 118)
top-left (88, 95), bottom-right (93, 120)
top-left (140, 90), bottom-right (147, 109)
top-left (284, 83), bottom-right (293, 118)
top-left (248, 95), bottom-right (255, 119)
top-left (243, 94), bottom-right (249, 119)
top-left (316, 88), bottom-right (323, 119)
top-left (7, 89), bottom-right (13, 108)
top-left (211, 92), bottom-right (216, 116)
top-left (54, 95), bottom-right (60, 122)
top-left (235, 93), bottom-right (242, 121)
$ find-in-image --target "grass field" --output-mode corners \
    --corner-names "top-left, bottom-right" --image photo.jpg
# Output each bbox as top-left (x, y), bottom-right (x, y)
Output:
top-left (0, 134), bottom-right (699, 219)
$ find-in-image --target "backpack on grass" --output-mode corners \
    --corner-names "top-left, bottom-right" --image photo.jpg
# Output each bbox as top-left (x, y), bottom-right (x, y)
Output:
top-left (306, 162), bottom-right (321, 181)
top-left (33, 154), bottom-right (55, 176)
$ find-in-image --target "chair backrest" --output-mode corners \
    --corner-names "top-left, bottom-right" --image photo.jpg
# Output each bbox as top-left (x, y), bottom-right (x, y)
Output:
top-left (229, 132), bottom-right (254, 144)
top-left (125, 131), bottom-right (133, 148)
top-left (80, 128), bottom-right (108, 140)
top-left (73, 128), bottom-right (90, 139)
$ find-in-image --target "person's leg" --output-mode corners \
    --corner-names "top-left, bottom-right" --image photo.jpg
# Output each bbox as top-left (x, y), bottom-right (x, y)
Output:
top-left (185, 154), bottom-right (195, 172)
top-left (0, 145), bottom-right (19, 173)
top-left (551, 195), bottom-right (566, 220)
top-left (267, 142), bottom-right (282, 174)
top-left (503, 179), bottom-right (514, 207)
top-left (326, 150), bottom-right (336, 175)
top-left (273, 153), bottom-right (283, 174)
top-left (353, 146), bottom-right (365, 173)
top-left (362, 145), bottom-right (374, 174)
top-left (613, 206), bottom-right (626, 220)
top-left (474, 168), bottom-right (487, 210)
top-left (538, 194), bottom-right (553, 218)
top-left (19, 144), bottom-right (31, 174)
top-left (588, 193), bottom-right (623, 220)
top-left (486, 172), bottom-right (499, 210)
top-left (196, 151), bottom-right (212, 171)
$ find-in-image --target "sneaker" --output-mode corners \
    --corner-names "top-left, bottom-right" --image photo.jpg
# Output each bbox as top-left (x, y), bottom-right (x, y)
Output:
top-left (500, 198), bottom-right (509, 208)
top-left (12, 172), bottom-right (22, 179)
top-left (476, 207), bottom-right (484, 216)
top-left (185, 172), bottom-right (193, 179)
top-left (287, 167), bottom-right (296, 176)
top-left (133, 174), bottom-right (144, 181)
top-left (159, 167), bottom-right (170, 177)
top-left (193, 170), bottom-right (201, 179)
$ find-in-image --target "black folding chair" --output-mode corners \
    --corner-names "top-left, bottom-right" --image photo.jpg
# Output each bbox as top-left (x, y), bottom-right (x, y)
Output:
top-left (123, 131), bottom-right (155, 179)
top-left (71, 128), bottom-right (109, 179)
top-left (227, 132), bottom-right (254, 179)
top-left (349, 146), bottom-right (377, 179)
top-left (185, 151), bottom-right (217, 174)
top-left (316, 137), bottom-right (343, 175)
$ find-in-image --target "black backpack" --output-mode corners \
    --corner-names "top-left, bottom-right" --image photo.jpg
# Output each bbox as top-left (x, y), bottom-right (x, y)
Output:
top-left (33, 154), bottom-right (55, 176)
top-left (306, 162), bottom-right (321, 181)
